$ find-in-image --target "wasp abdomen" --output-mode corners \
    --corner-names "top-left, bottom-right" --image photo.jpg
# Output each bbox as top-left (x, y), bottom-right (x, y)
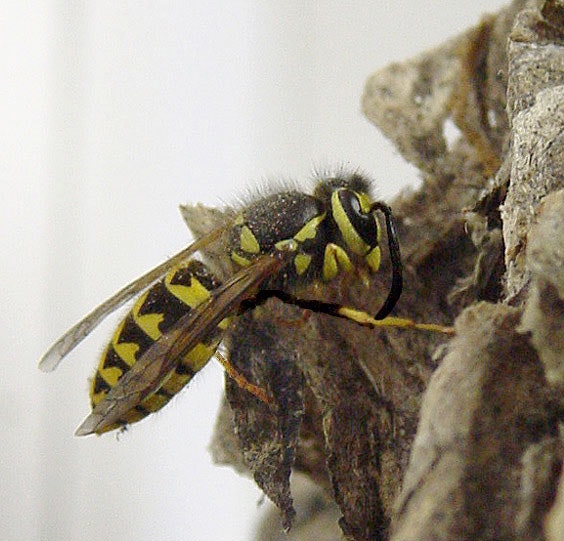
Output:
top-left (91, 260), bottom-right (224, 433)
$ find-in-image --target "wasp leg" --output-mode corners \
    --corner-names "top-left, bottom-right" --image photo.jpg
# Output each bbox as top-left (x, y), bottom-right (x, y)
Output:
top-left (246, 290), bottom-right (454, 335)
top-left (214, 350), bottom-right (271, 404)
top-left (334, 306), bottom-right (455, 334)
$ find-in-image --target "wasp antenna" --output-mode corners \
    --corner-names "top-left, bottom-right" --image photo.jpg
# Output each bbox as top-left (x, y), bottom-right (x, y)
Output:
top-left (370, 202), bottom-right (403, 319)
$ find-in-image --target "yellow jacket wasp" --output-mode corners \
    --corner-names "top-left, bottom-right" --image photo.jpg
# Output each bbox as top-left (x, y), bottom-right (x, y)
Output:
top-left (40, 173), bottom-right (452, 435)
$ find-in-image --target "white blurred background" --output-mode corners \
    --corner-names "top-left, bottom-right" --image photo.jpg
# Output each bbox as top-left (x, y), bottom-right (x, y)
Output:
top-left (2, 2), bottom-right (507, 540)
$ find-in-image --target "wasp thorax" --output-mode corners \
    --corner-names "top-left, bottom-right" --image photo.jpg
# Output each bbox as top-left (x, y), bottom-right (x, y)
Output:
top-left (227, 178), bottom-right (384, 284)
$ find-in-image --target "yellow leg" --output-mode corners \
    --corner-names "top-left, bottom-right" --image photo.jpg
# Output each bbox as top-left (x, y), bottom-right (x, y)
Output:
top-left (337, 307), bottom-right (455, 335)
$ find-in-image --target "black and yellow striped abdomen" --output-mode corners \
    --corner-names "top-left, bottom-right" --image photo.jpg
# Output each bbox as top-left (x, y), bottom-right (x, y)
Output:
top-left (91, 260), bottom-right (225, 433)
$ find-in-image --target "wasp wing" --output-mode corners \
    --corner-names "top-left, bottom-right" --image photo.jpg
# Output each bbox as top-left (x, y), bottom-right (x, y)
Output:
top-left (74, 254), bottom-right (286, 436)
top-left (39, 226), bottom-right (226, 372)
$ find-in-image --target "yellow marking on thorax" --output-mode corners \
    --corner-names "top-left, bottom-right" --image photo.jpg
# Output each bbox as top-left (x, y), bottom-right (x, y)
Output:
top-left (164, 271), bottom-right (211, 308)
top-left (275, 239), bottom-right (297, 252)
top-left (293, 213), bottom-right (325, 242)
top-left (231, 251), bottom-right (252, 267)
top-left (294, 253), bottom-right (312, 275)
top-left (240, 225), bottom-right (260, 254)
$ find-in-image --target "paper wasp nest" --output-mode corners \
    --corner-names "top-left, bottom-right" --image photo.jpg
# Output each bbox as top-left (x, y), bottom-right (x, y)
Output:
top-left (185, 1), bottom-right (564, 539)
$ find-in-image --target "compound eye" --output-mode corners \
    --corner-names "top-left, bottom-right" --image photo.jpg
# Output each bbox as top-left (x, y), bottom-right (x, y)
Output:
top-left (347, 191), bottom-right (362, 213)
top-left (331, 189), bottom-right (379, 255)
